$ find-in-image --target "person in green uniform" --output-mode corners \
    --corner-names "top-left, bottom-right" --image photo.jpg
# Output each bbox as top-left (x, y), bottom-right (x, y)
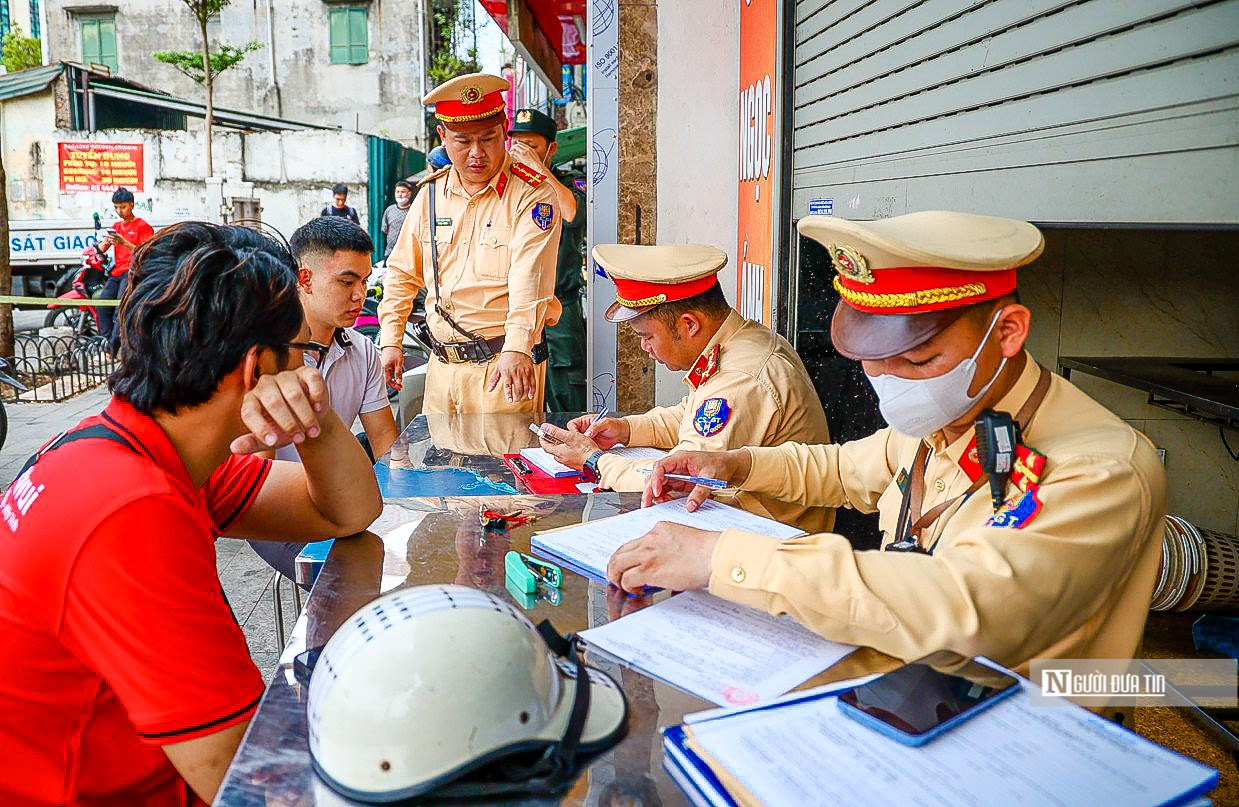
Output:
top-left (508, 109), bottom-right (588, 412)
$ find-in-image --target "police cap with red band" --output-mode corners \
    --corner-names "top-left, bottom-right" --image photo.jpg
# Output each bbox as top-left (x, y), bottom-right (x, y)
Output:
top-left (423, 73), bottom-right (508, 125)
top-left (798, 211), bottom-right (1044, 361)
top-left (592, 243), bottom-right (728, 323)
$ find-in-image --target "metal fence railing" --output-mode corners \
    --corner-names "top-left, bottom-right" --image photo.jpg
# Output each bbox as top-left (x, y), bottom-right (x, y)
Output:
top-left (1, 331), bottom-right (115, 403)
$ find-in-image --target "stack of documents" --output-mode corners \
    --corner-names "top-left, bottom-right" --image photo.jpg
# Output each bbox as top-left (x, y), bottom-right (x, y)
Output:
top-left (518, 447), bottom-right (581, 477)
top-left (662, 671), bottom-right (1220, 807)
top-left (581, 591), bottom-right (855, 706)
top-left (531, 498), bottom-right (803, 581)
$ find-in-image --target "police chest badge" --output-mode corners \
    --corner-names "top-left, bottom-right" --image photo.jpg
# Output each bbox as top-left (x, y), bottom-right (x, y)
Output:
top-left (693, 398), bottom-right (731, 437)
top-left (532, 203), bottom-right (554, 231)
top-left (987, 489), bottom-right (1042, 529)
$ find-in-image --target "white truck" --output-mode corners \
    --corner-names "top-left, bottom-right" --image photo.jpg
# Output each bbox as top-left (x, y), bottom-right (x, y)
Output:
top-left (8, 216), bottom-right (181, 303)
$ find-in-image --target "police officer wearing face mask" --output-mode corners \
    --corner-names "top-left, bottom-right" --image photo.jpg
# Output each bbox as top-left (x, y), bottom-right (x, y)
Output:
top-left (606, 211), bottom-right (1169, 677)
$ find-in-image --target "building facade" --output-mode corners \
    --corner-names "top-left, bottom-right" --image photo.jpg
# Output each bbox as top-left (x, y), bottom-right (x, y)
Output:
top-left (39, 0), bottom-right (429, 146)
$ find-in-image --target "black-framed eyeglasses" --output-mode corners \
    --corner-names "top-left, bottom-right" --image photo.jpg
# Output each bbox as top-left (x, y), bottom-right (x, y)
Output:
top-left (284, 340), bottom-right (330, 367)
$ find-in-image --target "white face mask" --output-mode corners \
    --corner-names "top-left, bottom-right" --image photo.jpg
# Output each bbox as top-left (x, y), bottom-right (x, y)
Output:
top-left (867, 311), bottom-right (1008, 438)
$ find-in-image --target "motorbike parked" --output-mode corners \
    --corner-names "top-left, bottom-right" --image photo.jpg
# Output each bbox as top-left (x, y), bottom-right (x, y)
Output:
top-left (0, 357), bottom-right (30, 450)
top-left (45, 214), bottom-right (112, 338)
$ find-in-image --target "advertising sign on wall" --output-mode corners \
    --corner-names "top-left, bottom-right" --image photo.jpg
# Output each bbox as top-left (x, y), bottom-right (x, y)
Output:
top-left (58, 142), bottom-right (145, 192)
top-left (736, 0), bottom-right (781, 328)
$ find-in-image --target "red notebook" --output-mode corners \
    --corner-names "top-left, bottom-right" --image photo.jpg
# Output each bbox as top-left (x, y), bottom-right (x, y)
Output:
top-left (502, 454), bottom-right (598, 495)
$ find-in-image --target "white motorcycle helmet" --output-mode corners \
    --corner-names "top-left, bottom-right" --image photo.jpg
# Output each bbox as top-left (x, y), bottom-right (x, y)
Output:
top-left (307, 584), bottom-right (628, 802)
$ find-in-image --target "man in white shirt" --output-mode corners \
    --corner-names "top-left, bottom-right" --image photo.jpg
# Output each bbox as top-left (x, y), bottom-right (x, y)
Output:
top-left (249, 217), bottom-right (398, 580)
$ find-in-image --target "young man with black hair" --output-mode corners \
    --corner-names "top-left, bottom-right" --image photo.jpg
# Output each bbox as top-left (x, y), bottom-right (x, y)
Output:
top-left (538, 243), bottom-right (834, 534)
top-left (248, 216), bottom-right (398, 581)
top-left (95, 186), bottom-right (155, 345)
top-left (321, 183), bottom-right (360, 224)
top-left (0, 222), bottom-right (381, 805)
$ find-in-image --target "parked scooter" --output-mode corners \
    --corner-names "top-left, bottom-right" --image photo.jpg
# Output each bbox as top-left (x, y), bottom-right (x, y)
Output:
top-left (0, 357), bottom-right (30, 450)
top-left (45, 213), bottom-right (112, 337)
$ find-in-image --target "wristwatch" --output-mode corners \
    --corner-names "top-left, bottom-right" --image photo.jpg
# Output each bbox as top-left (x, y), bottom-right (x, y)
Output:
top-left (583, 451), bottom-right (605, 479)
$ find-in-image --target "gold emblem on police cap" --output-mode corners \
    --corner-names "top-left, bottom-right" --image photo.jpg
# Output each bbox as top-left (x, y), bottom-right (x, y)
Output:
top-left (460, 85), bottom-right (482, 104)
top-left (829, 244), bottom-right (874, 284)
top-left (516, 110), bottom-right (531, 123)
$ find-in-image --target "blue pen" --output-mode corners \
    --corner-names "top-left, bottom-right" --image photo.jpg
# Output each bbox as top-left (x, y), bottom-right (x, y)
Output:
top-left (636, 468), bottom-right (729, 490)
top-left (585, 406), bottom-right (609, 436)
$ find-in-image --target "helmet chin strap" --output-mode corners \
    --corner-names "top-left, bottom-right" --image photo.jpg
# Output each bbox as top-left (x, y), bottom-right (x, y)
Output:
top-left (436, 621), bottom-right (599, 798)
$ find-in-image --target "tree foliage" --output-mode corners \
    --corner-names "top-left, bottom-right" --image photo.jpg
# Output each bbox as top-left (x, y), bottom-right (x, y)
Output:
top-left (2, 27), bottom-right (42, 73)
top-left (153, 41), bottom-right (262, 84)
top-left (428, 1), bottom-right (480, 85)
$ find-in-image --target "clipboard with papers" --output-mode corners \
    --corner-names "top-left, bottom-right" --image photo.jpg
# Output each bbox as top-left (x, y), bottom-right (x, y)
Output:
top-left (660, 664), bottom-right (1221, 807)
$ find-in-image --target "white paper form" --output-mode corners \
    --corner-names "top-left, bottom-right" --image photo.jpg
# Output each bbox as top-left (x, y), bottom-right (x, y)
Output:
top-left (519, 447), bottom-right (581, 477)
top-left (607, 446), bottom-right (668, 461)
top-left (580, 591), bottom-right (854, 706)
top-left (688, 686), bottom-right (1218, 806)
top-left (532, 498), bottom-right (802, 579)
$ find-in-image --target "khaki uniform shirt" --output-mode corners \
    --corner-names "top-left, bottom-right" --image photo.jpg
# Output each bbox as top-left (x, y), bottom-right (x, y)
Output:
top-left (378, 157), bottom-right (562, 356)
top-left (598, 311), bottom-right (834, 534)
top-left (708, 355), bottom-right (1166, 674)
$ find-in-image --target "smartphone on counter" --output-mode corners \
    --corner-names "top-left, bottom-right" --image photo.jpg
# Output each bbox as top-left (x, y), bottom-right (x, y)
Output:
top-left (836, 658), bottom-right (1020, 746)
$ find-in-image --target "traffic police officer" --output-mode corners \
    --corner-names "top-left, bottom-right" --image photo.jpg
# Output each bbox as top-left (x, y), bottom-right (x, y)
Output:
top-left (379, 73), bottom-right (562, 413)
top-left (609, 211), bottom-right (1167, 674)
top-left (507, 108), bottom-right (589, 412)
top-left (538, 243), bottom-right (834, 534)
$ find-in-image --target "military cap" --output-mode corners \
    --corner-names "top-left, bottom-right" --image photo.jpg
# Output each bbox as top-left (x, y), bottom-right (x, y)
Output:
top-left (592, 243), bottom-right (728, 323)
top-left (423, 73), bottom-right (508, 124)
top-left (508, 108), bottom-right (559, 142)
top-left (797, 211), bottom-right (1044, 361)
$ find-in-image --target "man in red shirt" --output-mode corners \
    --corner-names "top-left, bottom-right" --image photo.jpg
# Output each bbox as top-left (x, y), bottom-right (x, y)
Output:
top-left (96, 187), bottom-right (156, 350)
top-left (0, 222), bottom-right (382, 805)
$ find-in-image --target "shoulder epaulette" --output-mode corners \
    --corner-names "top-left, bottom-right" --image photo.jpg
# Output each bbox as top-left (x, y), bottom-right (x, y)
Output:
top-left (510, 161), bottom-right (547, 188)
top-left (415, 166), bottom-right (451, 189)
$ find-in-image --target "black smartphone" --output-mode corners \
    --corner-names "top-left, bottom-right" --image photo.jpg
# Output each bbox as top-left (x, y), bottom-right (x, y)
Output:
top-left (837, 658), bottom-right (1020, 746)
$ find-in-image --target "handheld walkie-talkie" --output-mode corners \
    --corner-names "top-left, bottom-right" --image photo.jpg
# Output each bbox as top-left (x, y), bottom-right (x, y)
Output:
top-left (974, 409), bottom-right (1020, 510)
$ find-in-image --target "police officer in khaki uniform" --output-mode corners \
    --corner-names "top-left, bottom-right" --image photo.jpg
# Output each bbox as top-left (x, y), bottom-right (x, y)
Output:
top-left (537, 243), bottom-right (834, 534)
top-left (379, 73), bottom-right (562, 413)
top-left (607, 211), bottom-right (1167, 675)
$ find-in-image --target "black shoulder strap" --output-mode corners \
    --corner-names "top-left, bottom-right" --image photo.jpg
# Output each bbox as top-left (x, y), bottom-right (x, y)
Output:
top-left (427, 181), bottom-right (484, 343)
top-left (18, 424), bottom-right (139, 480)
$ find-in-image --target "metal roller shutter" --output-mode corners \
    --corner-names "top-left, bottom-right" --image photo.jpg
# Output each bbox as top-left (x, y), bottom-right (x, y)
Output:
top-left (791, 0), bottom-right (1239, 224)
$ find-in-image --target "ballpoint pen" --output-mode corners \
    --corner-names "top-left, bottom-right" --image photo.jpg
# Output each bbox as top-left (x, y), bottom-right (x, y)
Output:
top-left (585, 406), bottom-right (609, 437)
top-left (636, 468), bottom-right (730, 490)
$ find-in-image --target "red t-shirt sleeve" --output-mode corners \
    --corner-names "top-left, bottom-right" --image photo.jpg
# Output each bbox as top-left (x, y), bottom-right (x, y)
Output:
top-left (133, 218), bottom-right (155, 246)
top-left (60, 498), bottom-right (264, 745)
top-left (205, 454), bottom-right (272, 533)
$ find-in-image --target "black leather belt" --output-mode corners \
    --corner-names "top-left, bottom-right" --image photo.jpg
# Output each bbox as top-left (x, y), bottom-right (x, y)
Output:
top-left (416, 322), bottom-right (548, 365)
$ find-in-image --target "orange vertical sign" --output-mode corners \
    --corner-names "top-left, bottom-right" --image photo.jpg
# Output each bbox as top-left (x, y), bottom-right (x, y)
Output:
top-left (737, 0), bottom-right (779, 327)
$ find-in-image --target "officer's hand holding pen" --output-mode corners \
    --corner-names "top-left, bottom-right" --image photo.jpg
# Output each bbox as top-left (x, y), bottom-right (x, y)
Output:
top-left (642, 448), bottom-right (753, 510)
top-left (566, 412), bottom-right (629, 449)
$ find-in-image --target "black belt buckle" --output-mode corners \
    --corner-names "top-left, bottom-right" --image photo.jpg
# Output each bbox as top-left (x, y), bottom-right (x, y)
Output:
top-left (444, 343), bottom-right (468, 363)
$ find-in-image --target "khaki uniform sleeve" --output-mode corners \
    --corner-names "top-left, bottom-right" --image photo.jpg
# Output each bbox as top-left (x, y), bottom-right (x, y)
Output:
top-left (600, 373), bottom-right (787, 492)
top-left (624, 397), bottom-right (691, 449)
top-left (741, 428), bottom-right (902, 511)
top-left (503, 189), bottom-right (562, 356)
top-left (377, 189), bottom-right (426, 349)
top-left (710, 451), bottom-right (1165, 668)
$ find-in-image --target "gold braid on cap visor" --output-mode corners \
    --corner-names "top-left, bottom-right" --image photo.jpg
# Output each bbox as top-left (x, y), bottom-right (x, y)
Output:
top-left (833, 276), bottom-right (988, 309)
top-left (614, 292), bottom-right (668, 308)
top-left (435, 105), bottom-right (506, 123)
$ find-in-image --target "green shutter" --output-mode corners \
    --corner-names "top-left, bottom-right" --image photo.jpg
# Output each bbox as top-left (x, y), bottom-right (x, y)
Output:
top-left (80, 17), bottom-right (118, 72)
top-left (328, 7), bottom-right (350, 64)
top-left (348, 7), bottom-right (368, 65)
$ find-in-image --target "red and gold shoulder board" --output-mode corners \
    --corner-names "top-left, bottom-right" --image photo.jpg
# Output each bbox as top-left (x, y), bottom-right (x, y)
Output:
top-left (510, 162), bottom-right (547, 187)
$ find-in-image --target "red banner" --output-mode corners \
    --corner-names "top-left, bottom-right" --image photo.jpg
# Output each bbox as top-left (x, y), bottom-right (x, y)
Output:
top-left (58, 142), bottom-right (145, 192)
top-left (736, 0), bottom-right (780, 327)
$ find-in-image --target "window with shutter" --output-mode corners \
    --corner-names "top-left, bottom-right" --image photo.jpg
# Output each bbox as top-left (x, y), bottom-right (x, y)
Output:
top-left (28, 0), bottom-right (39, 39)
top-left (328, 5), bottom-right (368, 66)
top-left (80, 16), bottom-right (118, 72)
